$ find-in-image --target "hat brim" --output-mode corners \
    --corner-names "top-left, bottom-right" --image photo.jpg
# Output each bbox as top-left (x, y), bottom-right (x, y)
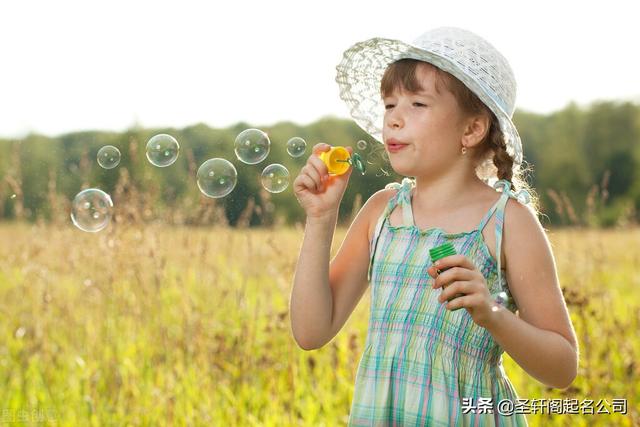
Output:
top-left (335, 37), bottom-right (523, 166)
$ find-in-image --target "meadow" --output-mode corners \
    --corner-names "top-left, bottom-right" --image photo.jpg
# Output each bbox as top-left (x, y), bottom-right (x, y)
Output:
top-left (0, 221), bottom-right (638, 426)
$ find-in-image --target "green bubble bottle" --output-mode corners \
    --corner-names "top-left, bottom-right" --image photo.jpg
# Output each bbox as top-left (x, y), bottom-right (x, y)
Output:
top-left (429, 242), bottom-right (464, 311)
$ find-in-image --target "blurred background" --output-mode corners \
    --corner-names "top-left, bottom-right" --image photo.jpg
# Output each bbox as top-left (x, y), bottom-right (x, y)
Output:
top-left (0, 0), bottom-right (638, 425)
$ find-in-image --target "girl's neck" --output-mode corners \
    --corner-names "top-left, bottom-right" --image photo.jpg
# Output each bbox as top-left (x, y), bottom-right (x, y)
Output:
top-left (411, 173), bottom-right (489, 213)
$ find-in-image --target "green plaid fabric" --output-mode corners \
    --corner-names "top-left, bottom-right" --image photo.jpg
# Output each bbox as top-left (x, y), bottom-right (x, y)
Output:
top-left (349, 178), bottom-right (529, 426)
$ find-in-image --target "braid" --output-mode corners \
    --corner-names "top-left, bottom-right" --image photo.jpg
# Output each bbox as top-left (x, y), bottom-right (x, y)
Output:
top-left (477, 116), bottom-right (517, 190)
top-left (477, 113), bottom-right (540, 217)
top-left (490, 124), bottom-right (515, 186)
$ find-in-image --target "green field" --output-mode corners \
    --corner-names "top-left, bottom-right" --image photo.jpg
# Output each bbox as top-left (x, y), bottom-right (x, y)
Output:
top-left (0, 223), bottom-right (637, 426)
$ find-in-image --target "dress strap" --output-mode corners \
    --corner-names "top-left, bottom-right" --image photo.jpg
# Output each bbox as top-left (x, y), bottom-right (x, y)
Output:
top-left (395, 177), bottom-right (415, 226)
top-left (477, 197), bottom-right (504, 233)
top-left (366, 177), bottom-right (413, 282)
top-left (491, 179), bottom-right (532, 285)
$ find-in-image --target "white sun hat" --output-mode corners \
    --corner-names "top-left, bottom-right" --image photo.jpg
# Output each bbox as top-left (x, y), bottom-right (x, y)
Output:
top-left (335, 26), bottom-right (523, 166)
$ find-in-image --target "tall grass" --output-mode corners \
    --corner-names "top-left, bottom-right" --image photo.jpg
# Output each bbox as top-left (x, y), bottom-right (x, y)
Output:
top-left (0, 219), bottom-right (638, 425)
top-left (1, 160), bottom-right (638, 425)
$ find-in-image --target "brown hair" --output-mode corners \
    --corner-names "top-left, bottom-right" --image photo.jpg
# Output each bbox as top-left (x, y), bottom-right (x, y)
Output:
top-left (381, 58), bottom-right (540, 216)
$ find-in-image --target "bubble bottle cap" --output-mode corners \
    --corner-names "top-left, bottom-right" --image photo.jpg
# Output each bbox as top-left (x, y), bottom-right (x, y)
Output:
top-left (429, 242), bottom-right (456, 264)
top-left (319, 146), bottom-right (366, 176)
top-left (429, 242), bottom-right (463, 310)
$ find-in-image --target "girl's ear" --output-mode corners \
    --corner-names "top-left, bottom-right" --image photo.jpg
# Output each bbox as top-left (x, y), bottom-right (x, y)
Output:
top-left (461, 113), bottom-right (490, 148)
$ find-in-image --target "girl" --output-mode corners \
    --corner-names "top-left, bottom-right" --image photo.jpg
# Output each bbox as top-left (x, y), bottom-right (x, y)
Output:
top-left (290, 27), bottom-right (578, 426)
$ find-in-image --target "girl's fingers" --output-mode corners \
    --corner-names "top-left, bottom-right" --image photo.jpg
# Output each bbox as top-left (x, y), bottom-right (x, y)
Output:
top-left (308, 155), bottom-right (329, 177)
top-left (438, 281), bottom-right (477, 303)
top-left (427, 265), bottom-right (437, 278)
top-left (296, 174), bottom-right (320, 193)
top-left (312, 143), bottom-right (331, 155)
top-left (302, 165), bottom-right (322, 190)
top-left (444, 295), bottom-right (473, 311)
top-left (433, 267), bottom-right (473, 289)
top-left (293, 174), bottom-right (312, 192)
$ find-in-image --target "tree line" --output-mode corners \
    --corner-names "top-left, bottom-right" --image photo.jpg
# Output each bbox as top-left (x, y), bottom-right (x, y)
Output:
top-left (1, 100), bottom-right (638, 228)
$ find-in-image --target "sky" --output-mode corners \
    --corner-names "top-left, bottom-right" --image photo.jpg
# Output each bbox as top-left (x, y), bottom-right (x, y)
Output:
top-left (1, 0), bottom-right (638, 138)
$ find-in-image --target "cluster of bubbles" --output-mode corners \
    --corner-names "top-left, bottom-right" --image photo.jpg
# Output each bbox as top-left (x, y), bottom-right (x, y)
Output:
top-left (196, 129), bottom-right (302, 198)
top-left (356, 140), bottom-right (391, 177)
top-left (72, 130), bottom-right (311, 232)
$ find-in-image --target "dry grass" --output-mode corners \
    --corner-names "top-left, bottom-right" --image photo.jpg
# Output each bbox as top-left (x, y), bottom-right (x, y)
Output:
top-left (0, 222), bottom-right (638, 425)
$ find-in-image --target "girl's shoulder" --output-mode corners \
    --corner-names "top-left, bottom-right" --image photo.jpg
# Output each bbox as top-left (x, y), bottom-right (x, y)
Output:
top-left (500, 196), bottom-right (546, 270)
top-left (364, 185), bottom-right (404, 242)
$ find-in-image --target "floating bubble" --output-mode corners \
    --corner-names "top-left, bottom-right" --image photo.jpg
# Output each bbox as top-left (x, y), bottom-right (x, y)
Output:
top-left (495, 291), bottom-right (508, 305)
top-left (356, 140), bottom-right (368, 151)
top-left (234, 129), bottom-right (270, 164)
top-left (97, 145), bottom-right (121, 169)
top-left (286, 137), bottom-right (307, 158)
top-left (71, 188), bottom-right (113, 232)
top-left (261, 164), bottom-right (290, 193)
top-left (491, 291), bottom-right (509, 312)
top-left (197, 158), bottom-right (238, 198)
top-left (146, 134), bottom-right (180, 167)
top-left (365, 143), bottom-right (391, 174)
top-left (376, 167), bottom-right (391, 177)
top-left (358, 142), bottom-right (392, 177)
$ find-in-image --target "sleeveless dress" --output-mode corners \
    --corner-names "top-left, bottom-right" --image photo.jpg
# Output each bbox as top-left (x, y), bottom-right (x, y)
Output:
top-left (348, 177), bottom-right (529, 426)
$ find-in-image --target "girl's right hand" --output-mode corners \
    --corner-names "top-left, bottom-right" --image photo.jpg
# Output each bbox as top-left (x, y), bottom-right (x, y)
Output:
top-left (293, 143), bottom-right (353, 220)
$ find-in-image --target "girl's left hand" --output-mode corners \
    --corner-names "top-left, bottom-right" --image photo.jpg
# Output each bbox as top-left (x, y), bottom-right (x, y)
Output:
top-left (427, 254), bottom-right (497, 328)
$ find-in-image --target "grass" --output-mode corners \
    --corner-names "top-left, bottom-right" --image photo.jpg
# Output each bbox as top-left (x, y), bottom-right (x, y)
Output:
top-left (0, 222), bottom-right (638, 426)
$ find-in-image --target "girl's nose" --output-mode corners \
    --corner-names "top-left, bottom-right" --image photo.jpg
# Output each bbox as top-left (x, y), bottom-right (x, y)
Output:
top-left (386, 110), bottom-right (404, 129)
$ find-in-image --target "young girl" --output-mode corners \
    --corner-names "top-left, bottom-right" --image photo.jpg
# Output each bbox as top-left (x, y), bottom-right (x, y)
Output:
top-left (290, 27), bottom-right (578, 426)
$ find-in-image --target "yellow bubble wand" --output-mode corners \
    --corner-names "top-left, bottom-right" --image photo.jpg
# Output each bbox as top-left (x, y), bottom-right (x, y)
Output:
top-left (319, 146), bottom-right (366, 176)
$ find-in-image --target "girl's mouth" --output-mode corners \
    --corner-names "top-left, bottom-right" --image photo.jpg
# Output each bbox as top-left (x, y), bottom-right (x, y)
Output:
top-left (387, 143), bottom-right (408, 153)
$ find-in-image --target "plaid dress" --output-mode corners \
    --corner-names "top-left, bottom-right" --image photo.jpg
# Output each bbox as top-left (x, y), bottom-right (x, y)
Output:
top-left (348, 177), bottom-right (529, 426)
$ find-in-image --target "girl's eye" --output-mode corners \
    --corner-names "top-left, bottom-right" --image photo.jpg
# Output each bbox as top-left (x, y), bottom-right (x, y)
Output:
top-left (413, 102), bottom-right (427, 107)
top-left (384, 104), bottom-right (395, 110)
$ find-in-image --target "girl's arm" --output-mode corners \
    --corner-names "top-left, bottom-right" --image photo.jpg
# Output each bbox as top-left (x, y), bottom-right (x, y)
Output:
top-left (290, 189), bottom-right (392, 350)
top-left (484, 199), bottom-right (579, 389)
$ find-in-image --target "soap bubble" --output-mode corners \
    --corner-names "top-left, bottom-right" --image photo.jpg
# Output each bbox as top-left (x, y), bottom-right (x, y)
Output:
top-left (146, 134), bottom-right (180, 167)
top-left (286, 137), bottom-right (307, 158)
top-left (261, 164), bottom-right (290, 194)
top-left (363, 146), bottom-right (390, 176)
top-left (492, 291), bottom-right (509, 312)
top-left (495, 291), bottom-right (508, 305)
top-left (366, 143), bottom-right (392, 176)
top-left (376, 167), bottom-right (391, 177)
top-left (71, 189), bottom-right (113, 232)
top-left (234, 129), bottom-right (270, 164)
top-left (197, 158), bottom-right (238, 198)
top-left (356, 140), bottom-right (368, 151)
top-left (97, 145), bottom-right (121, 169)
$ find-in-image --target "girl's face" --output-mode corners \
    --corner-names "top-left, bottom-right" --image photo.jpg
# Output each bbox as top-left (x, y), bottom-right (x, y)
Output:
top-left (382, 63), bottom-right (468, 178)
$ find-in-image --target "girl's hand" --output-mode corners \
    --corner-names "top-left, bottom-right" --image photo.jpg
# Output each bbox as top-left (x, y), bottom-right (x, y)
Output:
top-left (427, 254), bottom-right (498, 328)
top-left (293, 143), bottom-right (353, 220)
